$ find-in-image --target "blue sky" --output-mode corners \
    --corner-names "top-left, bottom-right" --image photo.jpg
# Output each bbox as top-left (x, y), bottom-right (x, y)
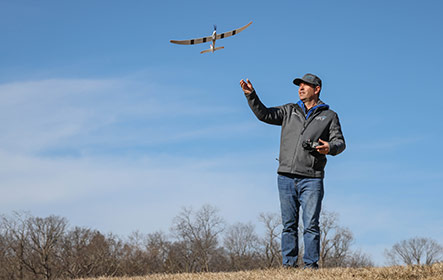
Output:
top-left (1, 0), bottom-right (442, 266)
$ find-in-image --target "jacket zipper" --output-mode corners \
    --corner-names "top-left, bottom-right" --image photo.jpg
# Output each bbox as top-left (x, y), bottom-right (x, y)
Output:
top-left (301, 109), bottom-right (325, 135)
top-left (290, 107), bottom-right (326, 173)
top-left (290, 107), bottom-right (305, 173)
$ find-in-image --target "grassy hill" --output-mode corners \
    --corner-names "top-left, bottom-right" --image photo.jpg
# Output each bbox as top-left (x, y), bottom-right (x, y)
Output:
top-left (76, 263), bottom-right (443, 280)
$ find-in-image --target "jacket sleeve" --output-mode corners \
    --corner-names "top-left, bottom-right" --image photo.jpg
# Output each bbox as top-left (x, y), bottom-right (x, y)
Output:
top-left (245, 91), bottom-right (286, 125)
top-left (328, 113), bottom-right (346, 156)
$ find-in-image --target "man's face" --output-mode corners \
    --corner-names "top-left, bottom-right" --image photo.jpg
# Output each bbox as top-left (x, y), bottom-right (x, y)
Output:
top-left (298, 82), bottom-right (320, 102)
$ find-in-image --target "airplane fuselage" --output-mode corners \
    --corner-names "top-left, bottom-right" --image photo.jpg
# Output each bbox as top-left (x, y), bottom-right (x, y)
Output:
top-left (211, 30), bottom-right (217, 52)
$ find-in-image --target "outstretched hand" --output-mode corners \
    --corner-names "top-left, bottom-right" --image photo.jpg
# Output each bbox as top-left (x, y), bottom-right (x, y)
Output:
top-left (240, 79), bottom-right (254, 95)
top-left (316, 139), bottom-right (330, 155)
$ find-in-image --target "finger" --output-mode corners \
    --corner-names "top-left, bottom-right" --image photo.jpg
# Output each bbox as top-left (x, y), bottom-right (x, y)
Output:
top-left (316, 145), bottom-right (327, 151)
top-left (318, 139), bottom-right (326, 144)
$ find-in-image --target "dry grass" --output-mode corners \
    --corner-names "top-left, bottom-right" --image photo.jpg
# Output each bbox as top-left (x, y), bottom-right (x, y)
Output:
top-left (76, 263), bottom-right (443, 280)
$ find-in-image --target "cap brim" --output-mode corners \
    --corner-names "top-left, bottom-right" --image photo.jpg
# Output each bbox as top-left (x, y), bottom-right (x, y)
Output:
top-left (293, 78), bottom-right (318, 87)
top-left (293, 78), bottom-right (304, 86)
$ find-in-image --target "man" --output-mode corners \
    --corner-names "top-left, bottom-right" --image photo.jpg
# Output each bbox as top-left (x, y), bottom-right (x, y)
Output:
top-left (240, 73), bottom-right (345, 269)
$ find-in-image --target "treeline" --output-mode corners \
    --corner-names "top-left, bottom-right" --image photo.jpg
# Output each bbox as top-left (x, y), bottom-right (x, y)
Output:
top-left (0, 204), bottom-right (384, 279)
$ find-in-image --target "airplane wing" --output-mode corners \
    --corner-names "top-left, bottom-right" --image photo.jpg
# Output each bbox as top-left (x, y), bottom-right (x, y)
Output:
top-left (216, 21), bottom-right (252, 40)
top-left (170, 35), bottom-right (213, 45)
top-left (170, 21), bottom-right (253, 45)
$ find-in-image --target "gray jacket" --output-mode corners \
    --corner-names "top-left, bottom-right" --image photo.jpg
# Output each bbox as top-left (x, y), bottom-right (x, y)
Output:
top-left (246, 91), bottom-right (346, 178)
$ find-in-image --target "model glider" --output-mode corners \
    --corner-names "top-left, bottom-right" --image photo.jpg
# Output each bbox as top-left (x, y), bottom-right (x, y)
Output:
top-left (170, 21), bottom-right (252, 54)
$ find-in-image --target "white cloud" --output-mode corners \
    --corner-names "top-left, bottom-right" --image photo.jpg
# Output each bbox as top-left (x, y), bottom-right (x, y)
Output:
top-left (0, 76), bottom-right (278, 236)
top-left (0, 79), bottom-right (118, 152)
top-left (0, 77), bottom-right (249, 154)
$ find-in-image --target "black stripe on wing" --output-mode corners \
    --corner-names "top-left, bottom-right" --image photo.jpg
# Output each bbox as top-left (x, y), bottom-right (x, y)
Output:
top-left (215, 21), bottom-right (252, 40)
top-left (170, 35), bottom-right (213, 45)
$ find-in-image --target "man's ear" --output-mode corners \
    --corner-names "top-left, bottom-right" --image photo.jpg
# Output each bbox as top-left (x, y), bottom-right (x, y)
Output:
top-left (315, 86), bottom-right (321, 95)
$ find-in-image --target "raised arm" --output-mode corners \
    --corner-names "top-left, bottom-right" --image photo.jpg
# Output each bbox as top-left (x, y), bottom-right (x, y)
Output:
top-left (240, 79), bottom-right (285, 125)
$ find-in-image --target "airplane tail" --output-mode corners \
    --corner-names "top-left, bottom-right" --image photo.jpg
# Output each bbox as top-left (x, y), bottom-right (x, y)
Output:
top-left (200, 49), bottom-right (212, 54)
top-left (200, 46), bottom-right (224, 54)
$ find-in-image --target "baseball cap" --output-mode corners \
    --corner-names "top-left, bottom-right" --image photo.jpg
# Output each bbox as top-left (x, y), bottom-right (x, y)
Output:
top-left (293, 73), bottom-right (322, 87)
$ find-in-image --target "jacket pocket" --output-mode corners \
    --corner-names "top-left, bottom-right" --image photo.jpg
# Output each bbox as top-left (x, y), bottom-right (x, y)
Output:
top-left (313, 155), bottom-right (327, 171)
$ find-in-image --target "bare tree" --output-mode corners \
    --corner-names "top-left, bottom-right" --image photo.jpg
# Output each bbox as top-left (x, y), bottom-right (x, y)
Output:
top-left (61, 228), bottom-right (123, 278)
top-left (347, 249), bottom-right (374, 268)
top-left (0, 230), bottom-right (18, 280)
top-left (1, 212), bottom-right (30, 280)
top-left (325, 227), bottom-right (353, 267)
top-left (319, 210), bottom-right (372, 268)
top-left (145, 231), bottom-right (170, 273)
top-left (171, 204), bottom-right (225, 272)
top-left (319, 210), bottom-right (339, 267)
top-left (24, 215), bottom-right (67, 279)
top-left (223, 222), bottom-right (260, 270)
top-left (1, 212), bottom-right (67, 280)
top-left (258, 212), bottom-right (281, 268)
top-left (86, 231), bottom-right (122, 277)
top-left (163, 240), bottom-right (190, 273)
top-left (1, 207), bottom-right (377, 276)
top-left (119, 231), bottom-right (150, 276)
top-left (60, 226), bottom-right (97, 278)
top-left (385, 237), bottom-right (443, 265)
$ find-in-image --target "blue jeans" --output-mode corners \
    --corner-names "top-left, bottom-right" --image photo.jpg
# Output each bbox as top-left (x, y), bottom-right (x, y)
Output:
top-left (278, 174), bottom-right (324, 267)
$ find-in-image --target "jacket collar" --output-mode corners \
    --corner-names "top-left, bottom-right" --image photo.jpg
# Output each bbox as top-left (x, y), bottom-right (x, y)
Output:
top-left (296, 100), bottom-right (329, 119)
